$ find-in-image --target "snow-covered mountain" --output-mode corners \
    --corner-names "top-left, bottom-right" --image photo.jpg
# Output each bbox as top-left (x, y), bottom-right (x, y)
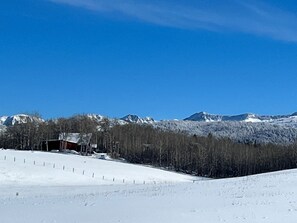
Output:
top-left (184, 111), bottom-right (297, 123)
top-left (87, 113), bottom-right (156, 125)
top-left (184, 112), bottom-right (223, 122)
top-left (0, 116), bottom-right (8, 125)
top-left (121, 114), bottom-right (155, 124)
top-left (148, 112), bottom-right (297, 144)
top-left (1, 114), bottom-right (44, 126)
top-left (0, 113), bottom-right (155, 129)
top-left (155, 120), bottom-right (297, 145)
top-left (1, 112), bottom-right (297, 144)
top-left (0, 114), bottom-right (43, 134)
top-left (153, 112), bottom-right (297, 144)
top-left (86, 114), bottom-right (127, 125)
top-left (86, 114), bottom-right (106, 123)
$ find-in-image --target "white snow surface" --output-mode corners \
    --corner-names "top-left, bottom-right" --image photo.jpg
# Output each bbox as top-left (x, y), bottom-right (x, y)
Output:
top-left (0, 150), bottom-right (193, 186)
top-left (0, 116), bottom-right (8, 125)
top-left (1, 150), bottom-right (297, 222)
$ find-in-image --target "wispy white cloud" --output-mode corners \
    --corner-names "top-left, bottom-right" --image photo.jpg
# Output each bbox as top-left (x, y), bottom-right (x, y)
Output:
top-left (49, 0), bottom-right (297, 42)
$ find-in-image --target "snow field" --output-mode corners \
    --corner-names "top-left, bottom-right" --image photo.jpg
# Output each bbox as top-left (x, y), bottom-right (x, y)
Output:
top-left (2, 149), bottom-right (297, 222)
top-left (0, 149), bottom-right (197, 186)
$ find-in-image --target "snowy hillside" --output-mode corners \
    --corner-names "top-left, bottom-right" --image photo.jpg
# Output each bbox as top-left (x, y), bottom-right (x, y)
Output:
top-left (0, 150), bottom-right (195, 186)
top-left (0, 116), bottom-right (8, 125)
top-left (0, 116), bottom-right (8, 132)
top-left (1, 149), bottom-right (297, 222)
top-left (155, 120), bottom-right (297, 144)
top-left (154, 112), bottom-right (297, 144)
top-left (0, 125), bottom-right (6, 133)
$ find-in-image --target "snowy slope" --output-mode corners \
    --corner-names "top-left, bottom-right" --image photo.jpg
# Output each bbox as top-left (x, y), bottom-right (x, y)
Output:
top-left (0, 150), bottom-right (196, 186)
top-left (0, 116), bottom-right (8, 133)
top-left (0, 116), bottom-right (8, 125)
top-left (155, 112), bottom-right (297, 144)
top-left (1, 150), bottom-right (297, 222)
top-left (0, 124), bottom-right (6, 133)
top-left (155, 120), bottom-right (297, 144)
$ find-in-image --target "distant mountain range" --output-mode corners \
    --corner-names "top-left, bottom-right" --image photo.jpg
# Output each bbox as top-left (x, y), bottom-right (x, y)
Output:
top-left (158, 112), bottom-right (297, 145)
top-left (85, 114), bottom-right (155, 125)
top-left (184, 111), bottom-right (297, 123)
top-left (1, 112), bottom-right (297, 145)
top-left (0, 114), bottom-right (156, 127)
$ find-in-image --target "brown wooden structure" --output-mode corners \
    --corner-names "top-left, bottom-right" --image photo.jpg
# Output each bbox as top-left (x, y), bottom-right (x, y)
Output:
top-left (42, 133), bottom-right (93, 154)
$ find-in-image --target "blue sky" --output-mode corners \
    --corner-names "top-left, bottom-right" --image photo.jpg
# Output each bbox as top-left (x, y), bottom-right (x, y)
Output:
top-left (1, 0), bottom-right (297, 120)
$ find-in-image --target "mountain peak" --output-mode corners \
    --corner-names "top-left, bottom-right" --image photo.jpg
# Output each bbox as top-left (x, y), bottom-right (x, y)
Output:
top-left (2, 114), bottom-right (44, 126)
top-left (184, 112), bottom-right (261, 122)
top-left (121, 114), bottom-right (155, 124)
top-left (184, 112), bottom-right (222, 122)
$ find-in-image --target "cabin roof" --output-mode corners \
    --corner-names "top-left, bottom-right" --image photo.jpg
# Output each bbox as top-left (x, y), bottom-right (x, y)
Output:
top-left (59, 133), bottom-right (92, 145)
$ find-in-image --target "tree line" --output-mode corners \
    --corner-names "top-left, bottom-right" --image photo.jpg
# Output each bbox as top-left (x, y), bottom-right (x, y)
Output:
top-left (1, 114), bottom-right (297, 178)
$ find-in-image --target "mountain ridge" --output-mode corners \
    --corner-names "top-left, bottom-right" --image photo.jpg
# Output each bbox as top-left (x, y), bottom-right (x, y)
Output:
top-left (1, 112), bottom-right (297, 145)
top-left (1, 114), bottom-right (44, 126)
top-left (2, 111), bottom-right (297, 126)
top-left (184, 111), bottom-right (297, 123)
top-left (121, 114), bottom-right (155, 124)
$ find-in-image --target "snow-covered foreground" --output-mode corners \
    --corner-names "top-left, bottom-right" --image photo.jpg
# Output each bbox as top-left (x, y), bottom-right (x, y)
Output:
top-left (0, 150), bottom-right (195, 186)
top-left (1, 150), bottom-right (297, 222)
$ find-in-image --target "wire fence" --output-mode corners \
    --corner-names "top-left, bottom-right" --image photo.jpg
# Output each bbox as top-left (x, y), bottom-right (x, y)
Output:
top-left (1, 155), bottom-right (177, 185)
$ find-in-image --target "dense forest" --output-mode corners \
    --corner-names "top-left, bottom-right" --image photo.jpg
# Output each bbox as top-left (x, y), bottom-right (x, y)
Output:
top-left (1, 115), bottom-right (297, 178)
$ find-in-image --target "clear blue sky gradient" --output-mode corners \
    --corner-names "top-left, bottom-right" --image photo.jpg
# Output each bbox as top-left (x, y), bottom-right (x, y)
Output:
top-left (1, 0), bottom-right (297, 120)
